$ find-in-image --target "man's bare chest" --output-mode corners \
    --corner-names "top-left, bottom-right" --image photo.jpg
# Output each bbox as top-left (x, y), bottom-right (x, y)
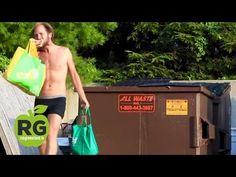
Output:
top-left (39, 52), bottom-right (67, 67)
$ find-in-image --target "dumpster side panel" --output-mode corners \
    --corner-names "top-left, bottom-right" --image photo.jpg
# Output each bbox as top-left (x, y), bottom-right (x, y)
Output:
top-left (87, 93), bottom-right (140, 154)
top-left (142, 93), bottom-right (198, 154)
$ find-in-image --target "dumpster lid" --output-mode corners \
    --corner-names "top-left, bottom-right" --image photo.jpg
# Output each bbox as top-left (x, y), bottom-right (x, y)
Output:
top-left (141, 82), bottom-right (230, 96)
top-left (114, 77), bottom-right (171, 86)
top-left (115, 78), bottom-right (230, 96)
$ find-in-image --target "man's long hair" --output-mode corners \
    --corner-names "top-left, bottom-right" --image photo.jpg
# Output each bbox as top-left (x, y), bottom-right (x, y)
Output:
top-left (31, 22), bottom-right (55, 42)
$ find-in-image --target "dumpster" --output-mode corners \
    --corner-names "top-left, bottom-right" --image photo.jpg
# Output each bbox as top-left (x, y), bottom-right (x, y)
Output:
top-left (83, 80), bottom-right (231, 155)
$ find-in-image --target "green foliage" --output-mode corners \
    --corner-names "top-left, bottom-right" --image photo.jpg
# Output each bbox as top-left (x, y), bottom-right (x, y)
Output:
top-left (127, 22), bottom-right (160, 49)
top-left (214, 23), bottom-right (236, 53)
top-left (97, 68), bottom-right (127, 86)
top-left (0, 22), bottom-right (34, 58)
top-left (53, 22), bottom-right (117, 50)
top-left (66, 54), bottom-right (102, 88)
top-left (0, 54), bottom-right (9, 72)
top-left (3, 22), bottom-right (236, 85)
top-left (97, 22), bottom-right (236, 84)
top-left (124, 51), bottom-right (175, 78)
top-left (75, 56), bottom-right (102, 85)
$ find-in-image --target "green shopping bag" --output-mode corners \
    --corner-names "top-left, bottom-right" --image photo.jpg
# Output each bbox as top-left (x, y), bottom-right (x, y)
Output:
top-left (71, 107), bottom-right (99, 155)
top-left (4, 39), bottom-right (45, 96)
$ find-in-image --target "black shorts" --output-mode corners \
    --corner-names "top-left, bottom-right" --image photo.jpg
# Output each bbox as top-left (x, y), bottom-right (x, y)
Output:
top-left (34, 97), bottom-right (66, 118)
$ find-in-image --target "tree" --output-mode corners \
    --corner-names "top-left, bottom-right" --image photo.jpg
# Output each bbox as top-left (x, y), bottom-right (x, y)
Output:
top-left (94, 22), bottom-right (236, 85)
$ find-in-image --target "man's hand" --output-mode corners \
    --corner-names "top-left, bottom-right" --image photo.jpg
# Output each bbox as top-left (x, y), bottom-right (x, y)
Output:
top-left (80, 98), bottom-right (90, 109)
top-left (30, 38), bottom-right (42, 48)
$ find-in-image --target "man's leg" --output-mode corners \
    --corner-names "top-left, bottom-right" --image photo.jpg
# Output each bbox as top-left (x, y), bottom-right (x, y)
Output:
top-left (39, 141), bottom-right (47, 155)
top-left (45, 113), bottom-right (62, 155)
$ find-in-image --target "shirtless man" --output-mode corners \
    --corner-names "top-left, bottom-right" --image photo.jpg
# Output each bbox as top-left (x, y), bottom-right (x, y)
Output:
top-left (32, 22), bottom-right (89, 155)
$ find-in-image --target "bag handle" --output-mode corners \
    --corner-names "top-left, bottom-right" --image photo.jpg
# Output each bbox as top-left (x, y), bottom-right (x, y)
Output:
top-left (25, 40), bottom-right (31, 53)
top-left (26, 38), bottom-right (39, 58)
top-left (86, 107), bottom-right (92, 124)
top-left (78, 107), bottom-right (92, 126)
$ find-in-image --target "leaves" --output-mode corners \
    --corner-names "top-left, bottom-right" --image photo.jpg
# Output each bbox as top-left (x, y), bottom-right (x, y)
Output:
top-left (0, 54), bottom-right (9, 72)
top-left (2, 22), bottom-right (236, 84)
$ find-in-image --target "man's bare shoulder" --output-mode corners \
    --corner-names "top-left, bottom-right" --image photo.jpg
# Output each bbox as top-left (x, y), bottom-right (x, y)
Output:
top-left (54, 45), bottom-right (72, 59)
top-left (55, 45), bottom-right (70, 52)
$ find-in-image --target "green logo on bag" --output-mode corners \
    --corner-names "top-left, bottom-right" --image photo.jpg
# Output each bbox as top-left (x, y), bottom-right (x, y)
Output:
top-left (14, 105), bottom-right (49, 147)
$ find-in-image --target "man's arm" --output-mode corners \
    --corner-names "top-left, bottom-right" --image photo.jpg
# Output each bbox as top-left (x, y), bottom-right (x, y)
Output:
top-left (67, 48), bottom-right (89, 108)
